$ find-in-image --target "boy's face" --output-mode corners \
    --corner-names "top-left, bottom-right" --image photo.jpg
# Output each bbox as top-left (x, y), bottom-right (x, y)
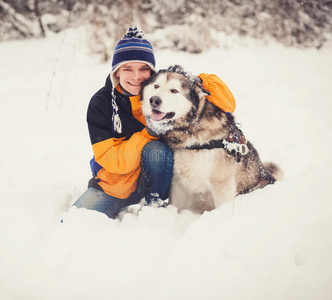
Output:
top-left (115, 62), bottom-right (152, 96)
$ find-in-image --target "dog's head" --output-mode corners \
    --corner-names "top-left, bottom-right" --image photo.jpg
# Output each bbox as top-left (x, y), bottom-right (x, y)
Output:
top-left (141, 67), bottom-right (210, 134)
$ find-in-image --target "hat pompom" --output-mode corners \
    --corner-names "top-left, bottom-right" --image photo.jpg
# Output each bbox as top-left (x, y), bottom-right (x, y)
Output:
top-left (124, 27), bottom-right (144, 39)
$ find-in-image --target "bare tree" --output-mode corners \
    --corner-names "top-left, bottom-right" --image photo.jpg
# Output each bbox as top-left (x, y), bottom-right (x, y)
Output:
top-left (87, 0), bottom-right (142, 62)
top-left (34, 0), bottom-right (45, 37)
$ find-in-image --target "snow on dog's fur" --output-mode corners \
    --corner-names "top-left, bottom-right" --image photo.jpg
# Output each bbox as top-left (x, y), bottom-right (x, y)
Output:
top-left (141, 67), bottom-right (282, 214)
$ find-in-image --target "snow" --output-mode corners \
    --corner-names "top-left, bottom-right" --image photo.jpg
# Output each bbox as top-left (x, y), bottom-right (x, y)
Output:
top-left (1, 28), bottom-right (332, 300)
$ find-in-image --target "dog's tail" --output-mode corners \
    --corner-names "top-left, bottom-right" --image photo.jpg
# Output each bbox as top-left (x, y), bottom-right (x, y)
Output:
top-left (263, 162), bottom-right (284, 181)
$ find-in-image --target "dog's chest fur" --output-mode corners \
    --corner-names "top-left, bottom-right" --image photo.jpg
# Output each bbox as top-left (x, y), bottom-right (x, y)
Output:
top-left (173, 149), bottom-right (217, 193)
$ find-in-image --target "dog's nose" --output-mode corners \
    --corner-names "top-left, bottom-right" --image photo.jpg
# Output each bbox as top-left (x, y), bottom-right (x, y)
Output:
top-left (149, 96), bottom-right (162, 108)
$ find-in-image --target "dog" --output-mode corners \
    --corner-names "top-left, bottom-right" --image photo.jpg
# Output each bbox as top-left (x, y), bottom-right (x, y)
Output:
top-left (141, 66), bottom-right (282, 214)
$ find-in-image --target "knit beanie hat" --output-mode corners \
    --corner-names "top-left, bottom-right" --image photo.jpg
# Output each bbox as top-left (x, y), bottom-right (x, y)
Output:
top-left (110, 27), bottom-right (156, 134)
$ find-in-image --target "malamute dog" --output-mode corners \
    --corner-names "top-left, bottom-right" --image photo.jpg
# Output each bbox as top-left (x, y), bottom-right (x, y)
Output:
top-left (141, 66), bottom-right (282, 214)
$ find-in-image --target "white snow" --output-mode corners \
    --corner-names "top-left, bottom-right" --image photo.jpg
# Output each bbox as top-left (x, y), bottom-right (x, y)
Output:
top-left (1, 28), bottom-right (332, 300)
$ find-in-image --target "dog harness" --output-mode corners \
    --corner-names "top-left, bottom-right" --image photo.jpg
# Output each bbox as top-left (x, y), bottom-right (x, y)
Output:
top-left (185, 128), bottom-right (249, 163)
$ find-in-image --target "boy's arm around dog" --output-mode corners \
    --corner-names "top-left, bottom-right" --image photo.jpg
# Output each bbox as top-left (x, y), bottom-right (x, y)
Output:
top-left (198, 73), bottom-right (236, 114)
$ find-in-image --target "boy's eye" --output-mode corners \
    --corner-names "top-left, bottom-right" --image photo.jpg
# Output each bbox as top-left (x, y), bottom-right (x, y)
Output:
top-left (154, 84), bottom-right (159, 89)
top-left (171, 89), bottom-right (178, 93)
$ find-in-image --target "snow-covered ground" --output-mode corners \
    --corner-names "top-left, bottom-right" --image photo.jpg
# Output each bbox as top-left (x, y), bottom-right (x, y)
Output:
top-left (1, 27), bottom-right (332, 300)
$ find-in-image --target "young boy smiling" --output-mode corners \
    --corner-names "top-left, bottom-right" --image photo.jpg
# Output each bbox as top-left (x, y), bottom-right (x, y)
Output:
top-left (73, 27), bottom-right (174, 218)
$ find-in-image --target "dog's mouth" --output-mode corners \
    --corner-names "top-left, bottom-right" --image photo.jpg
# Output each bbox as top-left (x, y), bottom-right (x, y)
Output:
top-left (151, 109), bottom-right (175, 121)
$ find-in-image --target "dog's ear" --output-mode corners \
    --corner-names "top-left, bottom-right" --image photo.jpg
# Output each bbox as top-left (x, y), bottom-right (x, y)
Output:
top-left (194, 81), bottom-right (211, 99)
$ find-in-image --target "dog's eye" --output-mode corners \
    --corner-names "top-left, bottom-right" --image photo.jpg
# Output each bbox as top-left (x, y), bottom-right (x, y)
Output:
top-left (154, 84), bottom-right (159, 89)
top-left (170, 89), bottom-right (179, 94)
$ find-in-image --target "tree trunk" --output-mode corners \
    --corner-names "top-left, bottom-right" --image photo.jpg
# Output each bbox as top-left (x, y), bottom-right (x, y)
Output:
top-left (34, 0), bottom-right (45, 37)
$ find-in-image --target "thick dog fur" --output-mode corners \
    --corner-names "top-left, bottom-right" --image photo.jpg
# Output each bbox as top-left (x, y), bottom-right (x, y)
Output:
top-left (141, 70), bottom-right (282, 214)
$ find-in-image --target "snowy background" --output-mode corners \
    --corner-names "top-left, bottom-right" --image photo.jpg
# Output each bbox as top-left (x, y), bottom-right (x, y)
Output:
top-left (1, 26), bottom-right (332, 300)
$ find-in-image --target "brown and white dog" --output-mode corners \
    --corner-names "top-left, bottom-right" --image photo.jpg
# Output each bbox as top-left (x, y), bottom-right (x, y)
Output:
top-left (141, 66), bottom-right (282, 214)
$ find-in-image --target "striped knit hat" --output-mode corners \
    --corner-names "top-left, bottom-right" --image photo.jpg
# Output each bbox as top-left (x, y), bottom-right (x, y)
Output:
top-left (110, 27), bottom-right (156, 134)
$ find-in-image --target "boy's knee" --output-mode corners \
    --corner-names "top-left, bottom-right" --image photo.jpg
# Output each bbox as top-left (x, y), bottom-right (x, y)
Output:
top-left (142, 141), bottom-right (173, 164)
top-left (143, 140), bottom-right (169, 153)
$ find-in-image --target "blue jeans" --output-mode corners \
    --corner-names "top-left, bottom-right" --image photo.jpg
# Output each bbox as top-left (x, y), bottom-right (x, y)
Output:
top-left (73, 141), bottom-right (174, 218)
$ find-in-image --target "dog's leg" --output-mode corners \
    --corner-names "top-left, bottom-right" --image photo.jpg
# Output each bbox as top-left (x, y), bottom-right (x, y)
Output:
top-left (171, 181), bottom-right (214, 214)
top-left (170, 180), bottom-right (191, 212)
top-left (211, 177), bottom-right (237, 209)
top-left (190, 192), bottom-right (215, 213)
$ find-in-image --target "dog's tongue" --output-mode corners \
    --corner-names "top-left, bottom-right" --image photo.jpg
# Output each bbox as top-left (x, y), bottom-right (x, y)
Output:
top-left (151, 110), bottom-right (166, 121)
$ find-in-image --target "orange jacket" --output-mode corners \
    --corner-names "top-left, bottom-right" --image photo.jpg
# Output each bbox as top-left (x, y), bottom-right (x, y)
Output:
top-left (198, 73), bottom-right (236, 113)
top-left (87, 77), bottom-right (157, 199)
